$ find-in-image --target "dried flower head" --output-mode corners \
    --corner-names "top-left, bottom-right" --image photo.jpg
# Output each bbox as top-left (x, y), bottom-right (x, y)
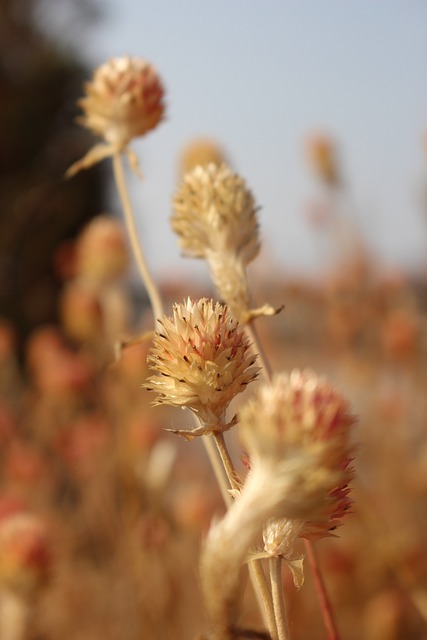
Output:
top-left (179, 137), bottom-right (228, 177)
top-left (172, 164), bottom-right (278, 323)
top-left (201, 371), bottom-right (354, 632)
top-left (172, 163), bottom-right (259, 263)
top-left (306, 133), bottom-right (340, 186)
top-left (67, 56), bottom-right (165, 176)
top-left (0, 511), bottom-right (51, 594)
top-left (239, 369), bottom-right (355, 533)
top-left (76, 215), bottom-right (129, 285)
top-left (144, 298), bottom-right (258, 436)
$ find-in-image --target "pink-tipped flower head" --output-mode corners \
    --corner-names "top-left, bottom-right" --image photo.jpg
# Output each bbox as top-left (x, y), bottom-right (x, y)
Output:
top-left (239, 369), bottom-right (355, 535)
top-left (172, 164), bottom-right (281, 323)
top-left (79, 56), bottom-right (164, 148)
top-left (145, 298), bottom-right (258, 434)
top-left (306, 132), bottom-right (340, 186)
top-left (67, 57), bottom-right (165, 176)
top-left (172, 163), bottom-right (259, 264)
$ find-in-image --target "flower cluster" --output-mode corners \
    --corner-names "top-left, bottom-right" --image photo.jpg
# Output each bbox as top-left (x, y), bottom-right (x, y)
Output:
top-left (144, 298), bottom-right (258, 436)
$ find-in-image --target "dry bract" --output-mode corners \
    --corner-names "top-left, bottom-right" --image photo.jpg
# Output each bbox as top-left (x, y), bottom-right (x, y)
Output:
top-left (144, 298), bottom-right (259, 433)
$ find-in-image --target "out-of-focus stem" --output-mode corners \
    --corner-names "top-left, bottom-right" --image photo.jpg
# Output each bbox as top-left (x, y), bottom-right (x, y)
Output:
top-left (269, 558), bottom-right (291, 640)
top-left (209, 430), bottom-right (277, 640)
top-left (0, 590), bottom-right (28, 640)
top-left (246, 313), bottom-right (340, 640)
top-left (304, 540), bottom-right (340, 640)
top-left (112, 152), bottom-right (164, 328)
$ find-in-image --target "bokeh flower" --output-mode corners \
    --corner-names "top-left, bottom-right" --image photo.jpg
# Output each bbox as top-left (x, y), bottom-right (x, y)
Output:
top-left (306, 132), bottom-right (341, 187)
top-left (0, 510), bottom-right (51, 594)
top-left (239, 369), bottom-right (355, 534)
top-left (144, 298), bottom-right (258, 436)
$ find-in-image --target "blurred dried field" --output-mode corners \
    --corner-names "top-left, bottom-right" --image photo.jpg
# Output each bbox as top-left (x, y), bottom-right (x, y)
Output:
top-left (1, 216), bottom-right (427, 639)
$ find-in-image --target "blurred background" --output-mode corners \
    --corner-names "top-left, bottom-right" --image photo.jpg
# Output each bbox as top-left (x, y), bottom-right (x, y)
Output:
top-left (1, 2), bottom-right (427, 639)
top-left (3, 0), bottom-right (427, 335)
top-left (42, 0), bottom-right (427, 273)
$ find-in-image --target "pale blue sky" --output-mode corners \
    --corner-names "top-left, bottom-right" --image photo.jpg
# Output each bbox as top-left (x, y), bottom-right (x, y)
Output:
top-left (43, 1), bottom-right (427, 279)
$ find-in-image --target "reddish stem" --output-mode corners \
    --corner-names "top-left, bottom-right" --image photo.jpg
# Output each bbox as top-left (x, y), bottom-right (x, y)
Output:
top-left (304, 540), bottom-right (340, 640)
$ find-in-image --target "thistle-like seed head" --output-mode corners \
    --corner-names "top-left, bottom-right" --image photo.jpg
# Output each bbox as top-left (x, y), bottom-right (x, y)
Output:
top-left (144, 298), bottom-right (258, 429)
top-left (179, 137), bottom-right (227, 177)
top-left (239, 369), bottom-right (355, 534)
top-left (78, 56), bottom-right (165, 149)
top-left (172, 163), bottom-right (260, 265)
top-left (306, 132), bottom-right (340, 186)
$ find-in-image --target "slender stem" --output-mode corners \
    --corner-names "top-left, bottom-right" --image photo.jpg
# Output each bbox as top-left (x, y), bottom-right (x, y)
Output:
top-left (304, 540), bottom-right (340, 640)
top-left (209, 430), bottom-right (277, 640)
top-left (202, 435), bottom-right (232, 507)
top-left (245, 322), bottom-right (272, 382)
top-left (250, 561), bottom-right (279, 640)
top-left (112, 152), bottom-right (164, 328)
top-left (269, 558), bottom-right (291, 640)
top-left (212, 432), bottom-right (241, 491)
top-left (0, 589), bottom-right (27, 640)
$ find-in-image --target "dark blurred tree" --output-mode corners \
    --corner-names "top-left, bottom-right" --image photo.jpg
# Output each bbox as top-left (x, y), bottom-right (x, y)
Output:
top-left (0, 0), bottom-right (107, 341)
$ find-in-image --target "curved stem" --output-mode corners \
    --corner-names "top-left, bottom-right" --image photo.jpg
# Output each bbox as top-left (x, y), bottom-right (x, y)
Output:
top-left (112, 152), bottom-right (164, 328)
top-left (246, 313), bottom-right (340, 640)
top-left (270, 558), bottom-right (291, 640)
top-left (304, 540), bottom-right (340, 640)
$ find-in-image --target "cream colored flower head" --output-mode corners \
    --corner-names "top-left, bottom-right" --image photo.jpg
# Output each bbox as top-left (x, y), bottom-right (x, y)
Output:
top-left (144, 298), bottom-right (258, 434)
top-left (79, 56), bottom-right (164, 147)
top-left (239, 369), bottom-right (355, 530)
top-left (171, 164), bottom-right (280, 323)
top-left (67, 57), bottom-right (165, 176)
top-left (172, 163), bottom-right (259, 265)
